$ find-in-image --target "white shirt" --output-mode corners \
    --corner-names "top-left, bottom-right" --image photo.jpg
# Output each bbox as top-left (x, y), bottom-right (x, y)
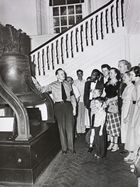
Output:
top-left (89, 82), bottom-right (96, 100)
top-left (74, 79), bottom-right (85, 102)
top-left (72, 84), bottom-right (80, 101)
top-left (93, 108), bottom-right (106, 127)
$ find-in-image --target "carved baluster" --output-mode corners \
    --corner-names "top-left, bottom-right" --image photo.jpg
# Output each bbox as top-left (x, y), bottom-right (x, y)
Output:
top-left (70, 31), bottom-right (74, 58)
top-left (100, 12), bottom-right (104, 39)
top-left (61, 37), bottom-right (64, 64)
top-left (46, 46), bottom-right (50, 70)
top-left (56, 40), bottom-right (59, 64)
top-left (66, 34), bottom-right (69, 58)
top-left (111, 5), bottom-right (115, 33)
top-left (32, 54), bottom-right (35, 63)
top-left (105, 9), bottom-right (109, 33)
top-left (95, 15), bottom-right (98, 40)
top-left (121, 0), bottom-right (124, 26)
top-left (42, 49), bottom-right (45, 75)
top-left (85, 22), bottom-right (88, 46)
top-left (37, 52), bottom-right (41, 75)
top-left (116, 0), bottom-right (119, 27)
top-left (51, 43), bottom-right (54, 70)
top-left (32, 54), bottom-right (35, 65)
top-left (75, 28), bottom-right (79, 52)
top-left (80, 25), bottom-right (83, 52)
top-left (90, 18), bottom-right (94, 45)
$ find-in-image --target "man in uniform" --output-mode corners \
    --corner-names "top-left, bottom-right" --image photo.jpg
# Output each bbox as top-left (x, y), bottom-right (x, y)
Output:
top-left (44, 68), bottom-right (76, 154)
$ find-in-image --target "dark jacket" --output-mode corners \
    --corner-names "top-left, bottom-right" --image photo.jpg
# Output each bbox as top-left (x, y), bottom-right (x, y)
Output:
top-left (118, 81), bottom-right (126, 114)
top-left (84, 79), bottom-right (104, 109)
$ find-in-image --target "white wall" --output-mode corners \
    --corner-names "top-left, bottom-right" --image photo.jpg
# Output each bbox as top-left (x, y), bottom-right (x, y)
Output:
top-left (129, 34), bottom-right (140, 65)
top-left (0, 0), bottom-right (37, 35)
top-left (31, 34), bottom-right (57, 50)
top-left (92, 0), bottom-right (109, 11)
top-left (125, 0), bottom-right (140, 35)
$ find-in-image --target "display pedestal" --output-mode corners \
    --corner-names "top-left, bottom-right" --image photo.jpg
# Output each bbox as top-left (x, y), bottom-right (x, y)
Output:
top-left (0, 122), bottom-right (60, 184)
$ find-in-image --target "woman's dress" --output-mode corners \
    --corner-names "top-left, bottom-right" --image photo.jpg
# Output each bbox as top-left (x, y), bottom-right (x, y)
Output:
top-left (134, 80), bottom-right (140, 148)
top-left (121, 83), bottom-right (136, 145)
top-left (105, 81), bottom-right (121, 137)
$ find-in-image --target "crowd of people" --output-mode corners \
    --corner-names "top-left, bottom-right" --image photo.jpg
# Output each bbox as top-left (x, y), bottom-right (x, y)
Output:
top-left (42, 59), bottom-right (140, 177)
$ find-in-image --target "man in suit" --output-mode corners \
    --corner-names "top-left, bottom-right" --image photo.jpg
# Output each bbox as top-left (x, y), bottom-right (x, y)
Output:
top-left (84, 69), bottom-right (104, 126)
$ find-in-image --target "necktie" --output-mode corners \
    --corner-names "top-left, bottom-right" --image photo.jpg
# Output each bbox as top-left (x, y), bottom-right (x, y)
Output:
top-left (61, 82), bottom-right (67, 101)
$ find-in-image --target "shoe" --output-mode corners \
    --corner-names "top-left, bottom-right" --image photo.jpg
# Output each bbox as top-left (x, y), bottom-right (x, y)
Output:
top-left (130, 168), bottom-right (135, 173)
top-left (130, 164), bottom-right (135, 172)
top-left (68, 150), bottom-right (76, 154)
top-left (107, 143), bottom-right (114, 150)
top-left (96, 155), bottom-right (101, 159)
top-left (94, 154), bottom-right (100, 159)
top-left (62, 150), bottom-right (67, 154)
top-left (120, 149), bottom-right (128, 155)
top-left (88, 147), bottom-right (93, 153)
top-left (111, 144), bottom-right (119, 152)
top-left (124, 153), bottom-right (132, 161)
top-left (124, 152), bottom-right (136, 162)
top-left (94, 154), bottom-right (97, 158)
top-left (126, 159), bottom-right (135, 164)
top-left (130, 164), bottom-right (135, 169)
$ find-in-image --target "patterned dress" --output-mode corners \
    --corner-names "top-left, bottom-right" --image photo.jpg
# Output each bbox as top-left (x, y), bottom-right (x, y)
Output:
top-left (105, 81), bottom-right (121, 137)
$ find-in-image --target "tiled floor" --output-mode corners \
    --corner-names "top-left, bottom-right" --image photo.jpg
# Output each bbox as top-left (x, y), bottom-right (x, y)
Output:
top-left (0, 134), bottom-right (138, 187)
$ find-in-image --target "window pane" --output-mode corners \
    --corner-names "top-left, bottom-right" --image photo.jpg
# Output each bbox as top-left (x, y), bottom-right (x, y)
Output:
top-left (53, 17), bottom-right (59, 26)
top-left (60, 6), bottom-right (66, 15)
top-left (61, 16), bottom-right (67, 26)
top-left (68, 6), bottom-right (74, 14)
top-left (53, 0), bottom-right (66, 6)
top-left (61, 27), bottom-right (67, 32)
top-left (67, 0), bottom-right (80, 4)
top-left (69, 16), bottom-right (75, 25)
top-left (76, 15), bottom-right (82, 23)
top-left (54, 27), bottom-right (60, 33)
top-left (76, 5), bottom-right (82, 14)
top-left (53, 7), bottom-right (59, 16)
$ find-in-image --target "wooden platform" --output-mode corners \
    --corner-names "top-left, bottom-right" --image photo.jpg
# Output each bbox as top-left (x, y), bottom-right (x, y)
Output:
top-left (0, 122), bottom-right (61, 184)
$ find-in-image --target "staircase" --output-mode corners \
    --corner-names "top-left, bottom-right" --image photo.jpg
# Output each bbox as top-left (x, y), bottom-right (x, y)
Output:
top-left (30, 0), bottom-right (125, 85)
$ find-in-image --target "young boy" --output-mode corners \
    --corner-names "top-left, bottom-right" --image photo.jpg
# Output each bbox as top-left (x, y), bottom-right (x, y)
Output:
top-left (88, 89), bottom-right (102, 152)
top-left (92, 97), bottom-right (107, 158)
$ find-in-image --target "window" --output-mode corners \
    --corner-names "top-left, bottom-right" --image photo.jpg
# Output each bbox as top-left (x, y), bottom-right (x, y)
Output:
top-left (50, 0), bottom-right (84, 6)
top-left (51, 1), bottom-right (83, 33)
